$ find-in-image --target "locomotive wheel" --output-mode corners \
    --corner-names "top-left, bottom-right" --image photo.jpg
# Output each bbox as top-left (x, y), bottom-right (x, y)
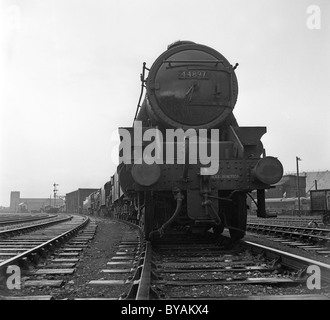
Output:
top-left (213, 223), bottom-right (225, 235)
top-left (229, 228), bottom-right (245, 241)
top-left (144, 191), bottom-right (155, 240)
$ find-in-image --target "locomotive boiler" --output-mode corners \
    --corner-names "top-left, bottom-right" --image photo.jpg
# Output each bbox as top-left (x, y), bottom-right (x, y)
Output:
top-left (117, 40), bottom-right (283, 241)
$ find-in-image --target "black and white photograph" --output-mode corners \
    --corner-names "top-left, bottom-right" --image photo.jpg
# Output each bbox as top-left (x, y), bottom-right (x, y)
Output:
top-left (0, 0), bottom-right (329, 306)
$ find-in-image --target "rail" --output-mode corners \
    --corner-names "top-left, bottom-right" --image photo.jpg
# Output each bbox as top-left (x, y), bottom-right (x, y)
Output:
top-left (0, 215), bottom-right (89, 272)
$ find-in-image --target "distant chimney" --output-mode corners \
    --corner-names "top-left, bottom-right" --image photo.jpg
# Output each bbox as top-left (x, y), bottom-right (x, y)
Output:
top-left (10, 191), bottom-right (20, 213)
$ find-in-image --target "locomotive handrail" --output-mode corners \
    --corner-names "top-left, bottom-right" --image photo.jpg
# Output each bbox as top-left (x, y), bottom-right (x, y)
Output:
top-left (163, 59), bottom-right (229, 69)
top-left (134, 62), bottom-right (148, 123)
top-left (163, 59), bottom-right (224, 64)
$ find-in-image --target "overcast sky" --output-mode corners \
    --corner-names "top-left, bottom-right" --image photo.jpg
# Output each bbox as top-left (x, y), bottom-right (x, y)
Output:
top-left (0, 0), bottom-right (329, 206)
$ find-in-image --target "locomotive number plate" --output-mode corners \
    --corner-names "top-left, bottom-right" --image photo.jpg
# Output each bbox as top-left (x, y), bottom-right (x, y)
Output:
top-left (178, 70), bottom-right (209, 79)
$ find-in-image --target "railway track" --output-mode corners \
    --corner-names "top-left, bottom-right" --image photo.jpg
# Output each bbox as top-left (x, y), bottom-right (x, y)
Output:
top-left (2, 216), bottom-right (329, 301)
top-left (0, 214), bottom-right (94, 295)
top-left (60, 219), bottom-right (330, 301)
top-left (0, 215), bottom-right (61, 233)
top-left (246, 221), bottom-right (330, 256)
top-left (0, 213), bottom-right (55, 228)
top-left (123, 235), bottom-right (330, 300)
top-left (247, 214), bottom-right (326, 228)
top-left (247, 215), bottom-right (327, 228)
top-left (0, 214), bottom-right (73, 238)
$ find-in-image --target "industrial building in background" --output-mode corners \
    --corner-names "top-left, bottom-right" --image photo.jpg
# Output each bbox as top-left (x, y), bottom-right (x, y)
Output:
top-left (260, 171), bottom-right (330, 199)
top-left (9, 191), bottom-right (65, 213)
top-left (248, 171), bottom-right (330, 219)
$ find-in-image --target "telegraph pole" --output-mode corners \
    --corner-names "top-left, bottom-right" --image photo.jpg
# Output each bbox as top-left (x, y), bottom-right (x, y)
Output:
top-left (53, 183), bottom-right (58, 208)
top-left (296, 157), bottom-right (301, 216)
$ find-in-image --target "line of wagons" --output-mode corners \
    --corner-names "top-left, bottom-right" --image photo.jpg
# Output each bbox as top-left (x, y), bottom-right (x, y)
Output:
top-left (82, 172), bottom-right (139, 224)
top-left (83, 173), bottom-right (330, 226)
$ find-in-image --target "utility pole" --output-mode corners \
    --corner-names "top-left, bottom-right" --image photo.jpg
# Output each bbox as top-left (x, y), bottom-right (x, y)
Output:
top-left (296, 157), bottom-right (302, 216)
top-left (53, 183), bottom-right (58, 208)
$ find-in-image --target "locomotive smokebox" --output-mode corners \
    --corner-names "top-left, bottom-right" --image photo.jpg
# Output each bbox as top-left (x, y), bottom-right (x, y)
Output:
top-left (137, 41), bottom-right (239, 130)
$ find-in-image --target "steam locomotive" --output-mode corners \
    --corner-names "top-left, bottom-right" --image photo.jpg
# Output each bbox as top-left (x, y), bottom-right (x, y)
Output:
top-left (84, 41), bottom-right (284, 241)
